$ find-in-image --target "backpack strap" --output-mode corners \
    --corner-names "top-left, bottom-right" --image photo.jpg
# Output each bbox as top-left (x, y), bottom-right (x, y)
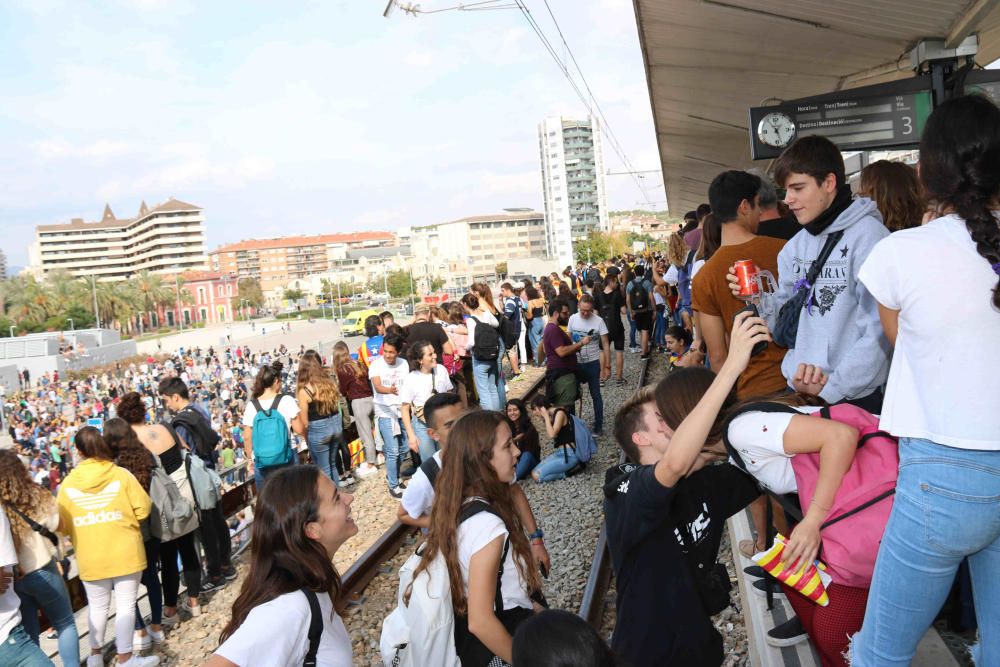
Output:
top-left (420, 457), bottom-right (441, 487)
top-left (2, 503), bottom-right (58, 547)
top-left (301, 589), bottom-right (323, 667)
top-left (459, 499), bottom-right (509, 613)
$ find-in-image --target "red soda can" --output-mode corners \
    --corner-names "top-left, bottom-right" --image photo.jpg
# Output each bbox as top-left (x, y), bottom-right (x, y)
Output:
top-left (734, 260), bottom-right (760, 299)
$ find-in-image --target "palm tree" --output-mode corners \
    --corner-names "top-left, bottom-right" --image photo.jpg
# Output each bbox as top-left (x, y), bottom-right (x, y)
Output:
top-left (7, 275), bottom-right (55, 324)
top-left (132, 271), bottom-right (176, 334)
top-left (46, 270), bottom-right (86, 314)
top-left (95, 280), bottom-right (139, 334)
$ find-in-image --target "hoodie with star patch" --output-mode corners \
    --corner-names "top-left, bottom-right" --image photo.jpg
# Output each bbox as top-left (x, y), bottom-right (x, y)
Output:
top-left (57, 458), bottom-right (151, 581)
top-left (773, 197), bottom-right (891, 403)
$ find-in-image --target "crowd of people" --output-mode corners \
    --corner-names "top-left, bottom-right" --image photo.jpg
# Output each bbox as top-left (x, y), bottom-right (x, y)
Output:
top-left (1, 94), bottom-right (998, 667)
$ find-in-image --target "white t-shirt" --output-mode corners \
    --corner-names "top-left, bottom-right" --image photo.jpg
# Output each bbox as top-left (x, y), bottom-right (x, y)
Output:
top-left (399, 367), bottom-right (453, 410)
top-left (567, 313), bottom-right (608, 365)
top-left (0, 509), bottom-right (22, 645)
top-left (401, 451), bottom-right (441, 520)
top-left (726, 406), bottom-right (822, 494)
top-left (241, 394), bottom-right (301, 431)
top-left (215, 589), bottom-right (352, 667)
top-left (368, 357), bottom-right (409, 418)
top-left (691, 258), bottom-right (706, 280)
top-left (859, 214), bottom-right (1000, 450)
top-left (457, 507), bottom-right (533, 613)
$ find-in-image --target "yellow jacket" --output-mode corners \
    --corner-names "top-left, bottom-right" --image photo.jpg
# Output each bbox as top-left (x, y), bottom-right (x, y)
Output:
top-left (57, 458), bottom-right (151, 581)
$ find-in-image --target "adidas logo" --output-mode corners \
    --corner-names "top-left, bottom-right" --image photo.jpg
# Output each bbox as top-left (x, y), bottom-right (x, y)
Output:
top-left (73, 509), bottom-right (124, 526)
top-left (65, 481), bottom-right (120, 511)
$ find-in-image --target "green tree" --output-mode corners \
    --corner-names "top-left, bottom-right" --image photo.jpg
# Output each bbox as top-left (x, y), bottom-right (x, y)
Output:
top-left (7, 275), bottom-right (56, 323)
top-left (430, 277), bottom-right (445, 291)
top-left (377, 270), bottom-right (413, 299)
top-left (132, 271), bottom-right (178, 334)
top-left (232, 278), bottom-right (265, 312)
top-left (573, 232), bottom-right (630, 263)
top-left (283, 287), bottom-right (306, 302)
top-left (96, 281), bottom-right (139, 334)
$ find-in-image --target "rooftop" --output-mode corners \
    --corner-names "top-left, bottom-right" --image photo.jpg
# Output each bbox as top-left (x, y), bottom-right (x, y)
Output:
top-left (211, 231), bottom-right (396, 253)
top-left (37, 198), bottom-right (202, 232)
top-left (415, 210), bottom-right (544, 230)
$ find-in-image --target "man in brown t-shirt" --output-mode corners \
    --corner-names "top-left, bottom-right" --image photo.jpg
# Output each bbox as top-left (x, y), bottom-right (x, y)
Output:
top-left (692, 170), bottom-right (787, 399)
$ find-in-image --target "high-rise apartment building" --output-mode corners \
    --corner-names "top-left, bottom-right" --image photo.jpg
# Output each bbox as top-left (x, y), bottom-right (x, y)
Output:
top-left (410, 209), bottom-right (546, 289)
top-left (27, 199), bottom-right (208, 280)
top-left (0, 249), bottom-right (6, 280)
top-left (210, 231), bottom-right (396, 295)
top-left (538, 116), bottom-right (608, 268)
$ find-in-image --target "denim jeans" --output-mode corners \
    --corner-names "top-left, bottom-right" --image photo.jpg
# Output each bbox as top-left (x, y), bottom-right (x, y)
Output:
top-left (307, 413), bottom-right (343, 482)
top-left (528, 318), bottom-right (545, 365)
top-left (378, 416), bottom-right (408, 489)
top-left (411, 416), bottom-right (438, 461)
top-left (0, 624), bottom-right (53, 667)
top-left (532, 446), bottom-right (580, 482)
top-left (627, 312), bottom-right (637, 348)
top-left (578, 360), bottom-right (604, 432)
top-left (515, 450), bottom-right (538, 481)
top-left (253, 462), bottom-right (290, 490)
top-left (14, 559), bottom-right (80, 667)
top-left (472, 358), bottom-right (503, 411)
top-left (850, 437), bottom-right (1000, 667)
top-left (654, 306), bottom-right (667, 347)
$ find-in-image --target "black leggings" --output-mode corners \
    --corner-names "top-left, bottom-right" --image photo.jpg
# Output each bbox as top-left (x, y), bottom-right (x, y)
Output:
top-left (159, 531), bottom-right (201, 607)
top-left (333, 435), bottom-right (352, 476)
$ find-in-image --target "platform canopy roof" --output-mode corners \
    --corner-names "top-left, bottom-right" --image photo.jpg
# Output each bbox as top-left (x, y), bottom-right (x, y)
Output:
top-left (632, 0), bottom-right (1000, 213)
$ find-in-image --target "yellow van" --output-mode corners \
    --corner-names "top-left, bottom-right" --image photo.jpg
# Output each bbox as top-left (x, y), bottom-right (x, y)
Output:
top-left (340, 309), bottom-right (381, 337)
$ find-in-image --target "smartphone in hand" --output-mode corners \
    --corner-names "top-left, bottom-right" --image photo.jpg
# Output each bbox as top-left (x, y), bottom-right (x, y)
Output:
top-left (733, 303), bottom-right (768, 357)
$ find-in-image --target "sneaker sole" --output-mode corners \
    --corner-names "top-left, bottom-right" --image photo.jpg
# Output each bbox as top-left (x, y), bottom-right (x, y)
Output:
top-left (765, 633), bottom-right (809, 648)
top-left (752, 583), bottom-right (786, 598)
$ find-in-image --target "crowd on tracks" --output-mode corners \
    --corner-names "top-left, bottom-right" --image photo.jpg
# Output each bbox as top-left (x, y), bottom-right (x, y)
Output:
top-left (2, 94), bottom-right (999, 666)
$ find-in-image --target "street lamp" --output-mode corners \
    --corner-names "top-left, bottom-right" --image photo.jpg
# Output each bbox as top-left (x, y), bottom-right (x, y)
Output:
top-left (241, 299), bottom-right (250, 322)
top-left (67, 318), bottom-right (74, 331)
top-left (8, 326), bottom-right (14, 338)
top-left (90, 274), bottom-right (101, 329)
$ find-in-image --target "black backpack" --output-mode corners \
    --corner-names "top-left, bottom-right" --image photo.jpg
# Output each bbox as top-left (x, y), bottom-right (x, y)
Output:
top-left (628, 278), bottom-right (651, 313)
top-left (302, 589), bottom-right (323, 667)
top-left (421, 457), bottom-right (441, 487)
top-left (497, 311), bottom-right (518, 348)
top-left (470, 316), bottom-right (501, 361)
top-left (171, 406), bottom-right (222, 464)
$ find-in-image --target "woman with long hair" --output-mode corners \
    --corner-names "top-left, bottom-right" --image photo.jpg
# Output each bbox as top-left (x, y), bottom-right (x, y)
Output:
top-left (297, 350), bottom-right (353, 486)
top-left (409, 411), bottom-right (542, 666)
top-left (557, 282), bottom-right (578, 315)
top-left (461, 293), bottom-right (505, 411)
top-left (0, 450), bottom-right (81, 667)
top-left (104, 418), bottom-right (164, 653)
top-left (851, 95), bottom-right (1000, 665)
top-left (527, 395), bottom-right (580, 483)
top-left (331, 341), bottom-right (378, 476)
top-left (506, 399), bottom-right (540, 481)
top-left (207, 465), bottom-right (355, 666)
top-left (400, 339), bottom-right (454, 461)
top-left (57, 426), bottom-right (157, 667)
top-left (443, 302), bottom-right (472, 406)
top-left (118, 391), bottom-right (202, 627)
top-left (523, 285), bottom-right (546, 367)
top-left (857, 160), bottom-right (924, 232)
top-left (664, 233), bottom-right (695, 331)
top-left (242, 361), bottom-right (306, 489)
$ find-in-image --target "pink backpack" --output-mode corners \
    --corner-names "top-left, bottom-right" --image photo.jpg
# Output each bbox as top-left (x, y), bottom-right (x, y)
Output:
top-left (724, 402), bottom-right (898, 588)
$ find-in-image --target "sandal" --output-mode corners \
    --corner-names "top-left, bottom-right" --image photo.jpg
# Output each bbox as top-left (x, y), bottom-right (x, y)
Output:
top-left (738, 538), bottom-right (766, 560)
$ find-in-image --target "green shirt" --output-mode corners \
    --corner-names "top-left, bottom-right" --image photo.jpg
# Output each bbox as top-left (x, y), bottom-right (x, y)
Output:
top-left (220, 448), bottom-right (236, 468)
top-left (49, 444), bottom-right (62, 463)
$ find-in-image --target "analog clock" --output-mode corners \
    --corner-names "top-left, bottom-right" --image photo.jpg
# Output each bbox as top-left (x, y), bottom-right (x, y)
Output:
top-left (757, 112), bottom-right (796, 148)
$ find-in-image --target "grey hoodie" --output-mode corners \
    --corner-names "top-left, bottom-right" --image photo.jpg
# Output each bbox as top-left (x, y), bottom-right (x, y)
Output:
top-left (773, 197), bottom-right (891, 403)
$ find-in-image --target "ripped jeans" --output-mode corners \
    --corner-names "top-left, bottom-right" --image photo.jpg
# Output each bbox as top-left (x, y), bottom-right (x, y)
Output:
top-left (850, 437), bottom-right (1000, 667)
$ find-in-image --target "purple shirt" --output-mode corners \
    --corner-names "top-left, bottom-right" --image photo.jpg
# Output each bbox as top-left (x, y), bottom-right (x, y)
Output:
top-left (684, 228), bottom-right (702, 253)
top-left (543, 323), bottom-right (577, 370)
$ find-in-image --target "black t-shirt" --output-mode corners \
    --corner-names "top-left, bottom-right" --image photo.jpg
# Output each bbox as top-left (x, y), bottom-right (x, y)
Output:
top-left (757, 214), bottom-right (801, 241)
top-left (404, 321), bottom-right (451, 359)
top-left (602, 462), bottom-right (758, 667)
top-left (595, 288), bottom-right (625, 332)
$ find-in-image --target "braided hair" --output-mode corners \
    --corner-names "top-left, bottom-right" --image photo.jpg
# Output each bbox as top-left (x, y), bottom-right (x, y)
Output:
top-left (919, 94), bottom-right (1000, 310)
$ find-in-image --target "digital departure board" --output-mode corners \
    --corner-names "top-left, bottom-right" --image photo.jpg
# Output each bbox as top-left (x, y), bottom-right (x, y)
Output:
top-left (750, 90), bottom-right (933, 160)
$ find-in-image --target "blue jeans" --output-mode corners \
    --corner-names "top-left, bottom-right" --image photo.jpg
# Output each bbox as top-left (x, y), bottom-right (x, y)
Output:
top-left (527, 318), bottom-right (544, 365)
top-left (378, 416), bottom-right (408, 489)
top-left (515, 450), bottom-right (538, 481)
top-left (307, 413), bottom-right (343, 482)
top-left (135, 538), bottom-right (162, 631)
top-left (627, 312), bottom-right (637, 348)
top-left (0, 624), bottom-right (53, 667)
top-left (851, 438), bottom-right (1000, 667)
top-left (578, 360), bottom-right (604, 432)
top-left (14, 559), bottom-right (80, 667)
top-left (472, 358), bottom-right (503, 411)
top-left (411, 417), bottom-right (438, 461)
top-left (654, 307), bottom-right (667, 347)
top-left (253, 462), bottom-right (291, 490)
top-left (532, 446), bottom-right (580, 482)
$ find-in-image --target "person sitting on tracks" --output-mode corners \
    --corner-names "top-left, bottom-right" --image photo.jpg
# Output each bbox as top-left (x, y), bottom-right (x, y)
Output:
top-left (603, 310), bottom-right (768, 667)
top-left (529, 395), bottom-right (582, 483)
top-left (511, 609), bottom-right (615, 667)
top-left (406, 410), bottom-right (545, 667)
top-left (207, 465), bottom-right (355, 667)
top-left (506, 399), bottom-right (541, 481)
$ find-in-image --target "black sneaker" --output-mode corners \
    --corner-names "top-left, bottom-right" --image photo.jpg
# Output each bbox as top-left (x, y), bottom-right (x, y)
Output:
top-left (743, 565), bottom-right (767, 578)
top-left (201, 577), bottom-right (228, 593)
top-left (388, 485), bottom-right (404, 499)
top-left (765, 617), bottom-right (807, 647)
top-left (222, 565), bottom-right (238, 581)
top-left (752, 578), bottom-right (786, 598)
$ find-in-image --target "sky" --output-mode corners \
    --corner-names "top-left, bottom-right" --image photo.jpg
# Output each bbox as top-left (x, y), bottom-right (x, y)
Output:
top-left (0, 0), bottom-right (662, 268)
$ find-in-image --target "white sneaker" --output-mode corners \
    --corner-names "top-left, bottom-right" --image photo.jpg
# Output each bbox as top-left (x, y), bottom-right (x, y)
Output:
top-left (121, 656), bottom-right (161, 667)
top-left (87, 655), bottom-right (103, 667)
top-left (148, 628), bottom-right (165, 644)
top-left (133, 631), bottom-right (152, 651)
top-left (356, 463), bottom-right (377, 478)
top-left (161, 612), bottom-right (179, 627)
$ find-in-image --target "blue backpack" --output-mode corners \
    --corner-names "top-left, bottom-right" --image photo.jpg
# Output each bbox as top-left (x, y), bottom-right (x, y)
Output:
top-left (251, 395), bottom-right (294, 469)
top-left (571, 415), bottom-right (599, 464)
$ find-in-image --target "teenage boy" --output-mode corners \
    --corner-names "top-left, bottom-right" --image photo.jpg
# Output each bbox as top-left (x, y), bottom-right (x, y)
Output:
top-left (358, 315), bottom-right (385, 370)
top-left (567, 294), bottom-right (610, 435)
top-left (625, 265), bottom-right (654, 358)
top-left (159, 378), bottom-right (236, 592)
top-left (693, 170), bottom-right (788, 398)
top-left (730, 136), bottom-right (891, 411)
top-left (500, 282), bottom-right (523, 375)
top-left (369, 334), bottom-right (411, 498)
top-left (606, 381), bottom-right (759, 667)
top-left (396, 394), bottom-right (551, 573)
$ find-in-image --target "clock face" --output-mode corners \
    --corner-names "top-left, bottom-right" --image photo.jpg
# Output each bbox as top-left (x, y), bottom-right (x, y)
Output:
top-left (757, 112), bottom-right (796, 149)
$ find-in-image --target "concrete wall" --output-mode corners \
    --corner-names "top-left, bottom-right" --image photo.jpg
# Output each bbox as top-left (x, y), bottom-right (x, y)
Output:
top-left (0, 329), bottom-right (136, 379)
top-left (0, 364), bottom-right (20, 393)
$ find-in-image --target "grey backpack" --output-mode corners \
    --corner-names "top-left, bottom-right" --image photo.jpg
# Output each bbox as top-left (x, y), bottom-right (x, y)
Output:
top-left (149, 455), bottom-right (200, 541)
